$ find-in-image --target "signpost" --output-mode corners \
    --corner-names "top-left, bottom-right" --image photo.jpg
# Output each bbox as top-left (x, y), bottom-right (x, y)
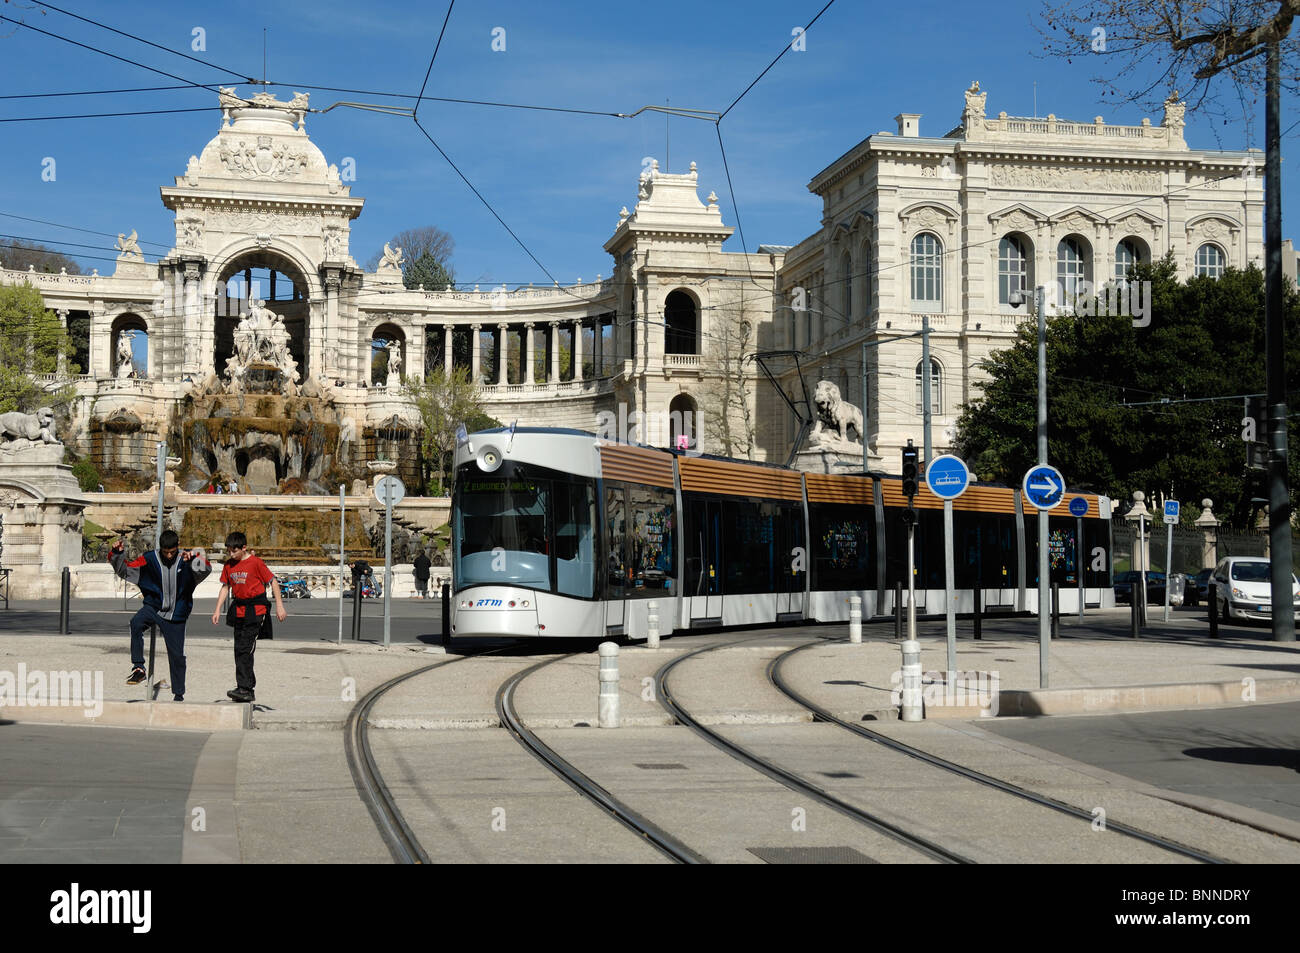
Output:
top-left (373, 475), bottom-right (406, 647)
top-left (1023, 464), bottom-right (1066, 688)
top-left (926, 454), bottom-right (970, 678)
top-left (1163, 499), bottom-right (1179, 623)
top-left (337, 485), bottom-right (346, 645)
top-left (1069, 496), bottom-right (1088, 622)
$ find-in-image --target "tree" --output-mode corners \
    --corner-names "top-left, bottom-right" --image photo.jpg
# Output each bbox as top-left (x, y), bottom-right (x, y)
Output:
top-left (697, 288), bottom-right (758, 458)
top-left (366, 226), bottom-right (456, 287)
top-left (402, 365), bottom-right (498, 495)
top-left (0, 281), bottom-right (75, 416)
top-left (954, 257), bottom-right (1300, 530)
top-left (0, 239), bottom-right (82, 275)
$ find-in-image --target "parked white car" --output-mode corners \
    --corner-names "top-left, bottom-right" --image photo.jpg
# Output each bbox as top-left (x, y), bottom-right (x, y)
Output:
top-left (1211, 557), bottom-right (1300, 623)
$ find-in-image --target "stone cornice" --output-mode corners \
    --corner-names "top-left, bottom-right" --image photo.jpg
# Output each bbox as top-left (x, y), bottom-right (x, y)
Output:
top-left (160, 189), bottom-right (364, 217)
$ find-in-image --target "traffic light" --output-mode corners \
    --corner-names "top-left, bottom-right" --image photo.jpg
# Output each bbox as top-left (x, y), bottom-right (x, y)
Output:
top-left (901, 440), bottom-right (919, 502)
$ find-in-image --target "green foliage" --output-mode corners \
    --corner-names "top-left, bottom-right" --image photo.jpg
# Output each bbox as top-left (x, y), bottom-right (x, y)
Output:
top-left (0, 281), bottom-right (76, 415)
top-left (954, 257), bottom-right (1300, 530)
top-left (404, 252), bottom-right (454, 291)
top-left (0, 240), bottom-right (82, 275)
top-left (71, 458), bottom-right (102, 492)
top-left (402, 365), bottom-right (494, 495)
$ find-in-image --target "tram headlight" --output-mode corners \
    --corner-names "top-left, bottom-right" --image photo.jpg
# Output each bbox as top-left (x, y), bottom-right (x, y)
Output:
top-left (477, 444), bottom-right (503, 472)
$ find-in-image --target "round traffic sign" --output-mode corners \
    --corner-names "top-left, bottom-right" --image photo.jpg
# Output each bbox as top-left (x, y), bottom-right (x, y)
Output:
top-left (1022, 464), bottom-right (1066, 511)
top-left (924, 454), bottom-right (970, 500)
top-left (1068, 496), bottom-right (1088, 518)
top-left (373, 475), bottom-right (406, 506)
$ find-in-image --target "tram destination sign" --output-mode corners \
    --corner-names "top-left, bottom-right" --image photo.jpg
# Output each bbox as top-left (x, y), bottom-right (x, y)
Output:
top-left (924, 454), bottom-right (970, 501)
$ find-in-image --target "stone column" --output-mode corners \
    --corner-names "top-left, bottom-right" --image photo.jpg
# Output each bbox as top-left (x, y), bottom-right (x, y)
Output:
top-left (549, 321), bottom-right (560, 383)
top-left (407, 320), bottom-right (424, 382)
top-left (573, 319), bottom-right (584, 381)
top-left (56, 309), bottom-right (69, 375)
top-left (525, 322), bottom-right (535, 384)
top-left (90, 304), bottom-right (109, 379)
top-left (594, 317), bottom-right (603, 377)
top-left (182, 259), bottom-right (203, 377)
top-left (470, 323), bottom-right (481, 383)
top-left (497, 323), bottom-right (508, 385)
top-left (1124, 490), bottom-right (1152, 574)
top-left (1196, 499), bottom-right (1220, 569)
top-left (323, 270), bottom-right (341, 381)
top-left (443, 324), bottom-right (453, 377)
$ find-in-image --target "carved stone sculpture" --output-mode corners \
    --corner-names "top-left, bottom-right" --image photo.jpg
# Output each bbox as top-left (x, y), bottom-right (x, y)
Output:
top-left (379, 243), bottom-right (404, 272)
top-left (116, 329), bottom-right (136, 379)
top-left (223, 299), bottom-right (299, 394)
top-left (0, 407), bottom-right (59, 446)
top-left (115, 230), bottom-right (143, 259)
top-left (809, 380), bottom-right (864, 447)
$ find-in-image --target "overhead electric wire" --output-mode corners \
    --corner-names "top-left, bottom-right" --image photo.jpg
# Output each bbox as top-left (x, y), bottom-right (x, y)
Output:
top-left (0, 106), bottom-right (217, 123)
top-left (413, 0), bottom-right (455, 120)
top-left (719, 0), bottom-right (837, 121)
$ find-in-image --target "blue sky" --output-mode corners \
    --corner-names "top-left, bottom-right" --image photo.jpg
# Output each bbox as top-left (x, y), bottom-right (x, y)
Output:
top-left (0, 0), bottom-right (1295, 284)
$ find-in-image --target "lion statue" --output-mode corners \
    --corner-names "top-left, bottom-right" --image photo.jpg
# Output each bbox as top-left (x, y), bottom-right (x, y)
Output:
top-left (810, 380), bottom-right (863, 445)
top-left (0, 407), bottom-right (59, 445)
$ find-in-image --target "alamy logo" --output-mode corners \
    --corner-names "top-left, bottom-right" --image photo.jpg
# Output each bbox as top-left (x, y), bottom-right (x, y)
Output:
top-left (0, 665), bottom-right (103, 718)
top-left (50, 883), bottom-right (151, 933)
top-left (595, 404), bottom-right (700, 455)
top-left (889, 669), bottom-right (1000, 716)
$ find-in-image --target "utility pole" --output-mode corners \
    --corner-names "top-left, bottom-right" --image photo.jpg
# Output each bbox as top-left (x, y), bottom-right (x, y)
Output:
top-left (1265, 40), bottom-right (1295, 642)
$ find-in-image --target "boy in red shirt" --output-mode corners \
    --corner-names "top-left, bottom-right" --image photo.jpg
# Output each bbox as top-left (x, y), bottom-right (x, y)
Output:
top-left (211, 531), bottom-right (286, 702)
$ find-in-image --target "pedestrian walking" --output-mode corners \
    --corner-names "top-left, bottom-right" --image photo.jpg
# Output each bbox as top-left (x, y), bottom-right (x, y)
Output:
top-left (211, 531), bottom-right (285, 703)
top-left (110, 530), bottom-right (211, 702)
top-left (413, 549), bottom-right (431, 599)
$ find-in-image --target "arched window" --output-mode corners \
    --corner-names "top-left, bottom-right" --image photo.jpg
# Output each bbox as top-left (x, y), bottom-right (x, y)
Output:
top-left (1194, 243), bottom-right (1226, 278)
top-left (1056, 236), bottom-right (1089, 303)
top-left (910, 233), bottom-right (943, 309)
top-left (669, 393), bottom-right (697, 451)
top-left (664, 290), bottom-right (697, 354)
top-left (1114, 238), bottom-right (1144, 281)
top-left (370, 324), bottom-right (405, 386)
top-left (841, 251), bottom-right (853, 319)
top-left (998, 235), bottom-right (1029, 305)
top-left (914, 359), bottom-right (941, 415)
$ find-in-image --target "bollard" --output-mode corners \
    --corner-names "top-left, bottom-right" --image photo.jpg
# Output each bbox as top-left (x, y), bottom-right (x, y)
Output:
top-left (59, 567), bottom-right (71, 634)
top-left (894, 582), bottom-right (903, 640)
top-left (1050, 582), bottom-right (1060, 640)
top-left (441, 582), bottom-right (451, 647)
top-left (900, 639), bottom-right (923, 722)
top-left (1208, 582), bottom-right (1218, 639)
top-left (848, 595), bottom-right (862, 643)
top-left (973, 585), bottom-right (982, 641)
top-left (598, 641), bottom-right (620, 728)
top-left (1130, 589), bottom-right (1140, 639)
top-left (351, 576), bottom-right (363, 641)
top-left (646, 599), bottom-right (660, 649)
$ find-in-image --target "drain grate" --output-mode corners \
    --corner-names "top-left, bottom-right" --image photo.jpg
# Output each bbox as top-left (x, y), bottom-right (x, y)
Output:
top-left (748, 846), bottom-right (876, 864)
top-left (634, 763), bottom-right (687, 770)
top-left (283, 647), bottom-right (347, 655)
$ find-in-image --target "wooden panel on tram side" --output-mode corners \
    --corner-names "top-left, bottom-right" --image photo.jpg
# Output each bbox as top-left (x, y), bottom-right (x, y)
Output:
top-left (805, 471), bottom-right (873, 505)
top-left (677, 455), bottom-right (803, 501)
top-left (879, 478), bottom-right (1020, 514)
top-left (597, 443), bottom-right (675, 489)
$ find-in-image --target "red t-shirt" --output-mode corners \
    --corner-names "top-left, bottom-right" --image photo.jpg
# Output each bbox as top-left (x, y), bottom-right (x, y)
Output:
top-left (220, 555), bottom-right (275, 600)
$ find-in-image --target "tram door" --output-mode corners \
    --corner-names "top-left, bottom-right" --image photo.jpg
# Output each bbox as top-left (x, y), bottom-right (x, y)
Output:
top-left (604, 486), bottom-right (626, 630)
top-left (778, 502), bottom-right (805, 617)
top-left (686, 497), bottom-right (723, 621)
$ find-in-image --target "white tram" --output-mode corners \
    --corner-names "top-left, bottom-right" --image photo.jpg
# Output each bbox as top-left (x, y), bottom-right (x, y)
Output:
top-left (450, 428), bottom-right (1115, 640)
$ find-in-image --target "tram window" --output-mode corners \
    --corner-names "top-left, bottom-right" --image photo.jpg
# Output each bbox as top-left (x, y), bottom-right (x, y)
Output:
top-left (1083, 519), bottom-right (1110, 587)
top-left (554, 479), bottom-right (595, 598)
top-left (453, 477), bottom-right (549, 590)
top-left (809, 502), bottom-right (873, 591)
top-left (722, 499), bottom-right (779, 594)
top-left (954, 512), bottom-right (1018, 589)
top-left (605, 485), bottom-right (628, 597)
top-left (628, 484), bottom-right (675, 595)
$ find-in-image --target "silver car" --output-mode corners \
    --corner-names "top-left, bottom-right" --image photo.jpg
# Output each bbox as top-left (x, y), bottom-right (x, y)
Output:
top-left (1211, 557), bottom-right (1300, 623)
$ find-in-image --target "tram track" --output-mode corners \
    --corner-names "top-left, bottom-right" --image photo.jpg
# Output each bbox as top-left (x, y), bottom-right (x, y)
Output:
top-left (767, 637), bottom-right (1231, 865)
top-left (495, 653), bottom-right (707, 864)
top-left (655, 639), bottom-right (974, 864)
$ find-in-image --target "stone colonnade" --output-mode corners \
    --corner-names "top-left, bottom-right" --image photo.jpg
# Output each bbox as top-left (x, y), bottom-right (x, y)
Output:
top-left (410, 314), bottom-right (615, 384)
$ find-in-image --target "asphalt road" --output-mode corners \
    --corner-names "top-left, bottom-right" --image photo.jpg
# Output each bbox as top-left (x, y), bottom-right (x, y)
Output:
top-left (983, 701), bottom-right (1300, 824)
top-left (0, 596), bottom-right (446, 645)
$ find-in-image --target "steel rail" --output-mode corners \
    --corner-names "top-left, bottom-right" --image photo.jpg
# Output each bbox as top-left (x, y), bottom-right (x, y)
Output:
top-left (655, 641), bottom-right (972, 864)
top-left (769, 638), bottom-right (1230, 865)
top-left (496, 654), bottom-right (707, 865)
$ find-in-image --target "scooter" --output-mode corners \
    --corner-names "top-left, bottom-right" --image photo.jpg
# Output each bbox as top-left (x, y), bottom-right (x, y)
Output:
top-left (277, 574), bottom-right (311, 599)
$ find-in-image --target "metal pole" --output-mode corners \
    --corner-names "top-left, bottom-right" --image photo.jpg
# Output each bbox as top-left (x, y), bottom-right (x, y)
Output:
top-left (351, 569), bottom-right (363, 641)
top-left (153, 441), bottom-right (166, 549)
top-left (973, 583), bottom-right (982, 641)
top-left (1163, 518), bottom-right (1173, 623)
top-left (922, 314), bottom-right (932, 463)
top-left (59, 566), bottom-right (70, 634)
top-left (1035, 285), bottom-right (1049, 689)
top-left (1076, 515), bottom-right (1084, 622)
top-left (1130, 584), bottom-right (1140, 638)
top-left (907, 522), bottom-right (917, 643)
top-left (894, 581), bottom-right (903, 640)
top-left (337, 485), bottom-right (345, 645)
top-left (1208, 582), bottom-right (1218, 639)
top-left (1265, 40), bottom-right (1295, 643)
top-left (1139, 515), bottom-right (1148, 627)
top-left (1050, 582), bottom-right (1060, 639)
top-left (383, 494), bottom-right (393, 648)
top-left (944, 498), bottom-right (955, 676)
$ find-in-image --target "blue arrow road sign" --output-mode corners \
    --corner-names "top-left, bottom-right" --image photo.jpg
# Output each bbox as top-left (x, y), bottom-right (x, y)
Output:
top-left (1068, 497), bottom-right (1088, 518)
top-left (1164, 499), bottom-right (1180, 524)
top-left (924, 454), bottom-right (970, 500)
top-left (1022, 464), bottom-right (1066, 511)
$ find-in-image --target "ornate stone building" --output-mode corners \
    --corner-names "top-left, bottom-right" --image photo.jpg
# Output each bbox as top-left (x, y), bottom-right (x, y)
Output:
top-left (1, 89), bottom-right (776, 490)
top-left (772, 82), bottom-right (1263, 468)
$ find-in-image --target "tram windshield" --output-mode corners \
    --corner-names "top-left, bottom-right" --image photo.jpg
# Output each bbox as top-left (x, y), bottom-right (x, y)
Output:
top-left (453, 466), bottom-right (595, 597)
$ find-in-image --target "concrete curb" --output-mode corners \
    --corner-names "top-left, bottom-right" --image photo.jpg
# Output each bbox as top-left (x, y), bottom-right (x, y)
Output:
top-left (996, 675), bottom-right (1300, 717)
top-left (0, 700), bottom-right (250, 731)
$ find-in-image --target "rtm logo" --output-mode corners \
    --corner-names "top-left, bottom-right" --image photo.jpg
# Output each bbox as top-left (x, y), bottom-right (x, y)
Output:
top-left (476, 599), bottom-right (504, 608)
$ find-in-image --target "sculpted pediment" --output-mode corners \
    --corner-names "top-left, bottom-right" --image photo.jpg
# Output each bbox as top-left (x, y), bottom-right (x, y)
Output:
top-left (988, 203), bottom-right (1047, 233)
top-left (899, 202), bottom-right (959, 236)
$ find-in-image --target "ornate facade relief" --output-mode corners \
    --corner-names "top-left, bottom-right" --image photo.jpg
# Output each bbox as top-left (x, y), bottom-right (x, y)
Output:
top-left (989, 165), bottom-right (1162, 193)
top-left (218, 136), bottom-right (311, 181)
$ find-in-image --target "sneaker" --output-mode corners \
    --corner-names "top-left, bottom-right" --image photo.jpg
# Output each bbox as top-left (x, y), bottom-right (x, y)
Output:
top-left (173, 694), bottom-right (184, 702)
top-left (126, 667), bottom-right (147, 685)
top-left (229, 689), bottom-right (255, 703)
top-left (226, 688), bottom-right (240, 700)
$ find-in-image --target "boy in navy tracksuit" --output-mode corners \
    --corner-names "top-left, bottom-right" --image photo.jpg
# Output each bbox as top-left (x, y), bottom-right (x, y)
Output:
top-left (110, 530), bottom-right (211, 701)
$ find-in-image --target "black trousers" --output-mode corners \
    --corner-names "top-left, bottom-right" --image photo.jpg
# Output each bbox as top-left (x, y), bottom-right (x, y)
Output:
top-left (232, 618), bottom-right (262, 691)
top-left (130, 605), bottom-right (187, 697)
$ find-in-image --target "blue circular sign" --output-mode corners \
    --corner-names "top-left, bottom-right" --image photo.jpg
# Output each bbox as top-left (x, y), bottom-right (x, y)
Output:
top-left (924, 454), bottom-right (970, 500)
top-left (1068, 496), bottom-right (1088, 517)
top-left (1022, 464), bottom-right (1066, 511)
